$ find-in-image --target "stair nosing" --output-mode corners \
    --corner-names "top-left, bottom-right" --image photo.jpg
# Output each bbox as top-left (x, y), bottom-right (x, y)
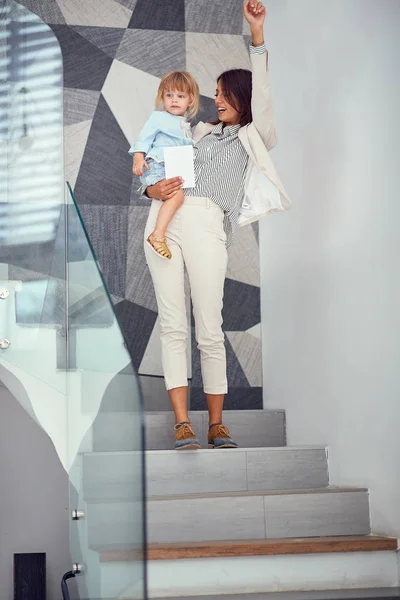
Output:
top-left (147, 410), bottom-right (286, 413)
top-left (144, 409), bottom-right (285, 415)
top-left (83, 445), bottom-right (327, 457)
top-left (82, 486), bottom-right (367, 504)
top-left (145, 446), bottom-right (327, 455)
top-left (147, 486), bottom-right (368, 501)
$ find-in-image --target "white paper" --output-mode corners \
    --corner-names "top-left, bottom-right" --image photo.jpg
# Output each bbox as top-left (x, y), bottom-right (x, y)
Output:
top-left (164, 145), bottom-right (195, 189)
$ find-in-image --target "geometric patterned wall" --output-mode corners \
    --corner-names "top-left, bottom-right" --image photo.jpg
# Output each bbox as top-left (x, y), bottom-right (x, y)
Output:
top-left (17, 0), bottom-right (263, 410)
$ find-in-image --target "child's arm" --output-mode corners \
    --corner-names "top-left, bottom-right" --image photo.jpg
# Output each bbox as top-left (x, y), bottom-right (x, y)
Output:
top-left (128, 111), bottom-right (160, 161)
top-left (133, 152), bottom-right (149, 176)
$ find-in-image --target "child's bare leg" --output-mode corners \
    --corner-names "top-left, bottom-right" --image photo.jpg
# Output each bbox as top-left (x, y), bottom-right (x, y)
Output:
top-left (153, 189), bottom-right (184, 238)
top-left (148, 190), bottom-right (184, 259)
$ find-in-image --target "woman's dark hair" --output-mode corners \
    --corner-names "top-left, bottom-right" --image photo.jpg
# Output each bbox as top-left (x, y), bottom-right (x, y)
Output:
top-left (216, 68), bottom-right (253, 127)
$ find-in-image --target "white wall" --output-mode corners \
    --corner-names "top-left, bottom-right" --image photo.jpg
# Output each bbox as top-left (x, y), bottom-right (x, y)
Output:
top-left (261, 0), bottom-right (400, 537)
top-left (0, 382), bottom-right (71, 600)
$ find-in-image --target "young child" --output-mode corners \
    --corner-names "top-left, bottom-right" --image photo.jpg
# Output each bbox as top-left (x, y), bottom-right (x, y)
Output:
top-left (129, 71), bottom-right (200, 260)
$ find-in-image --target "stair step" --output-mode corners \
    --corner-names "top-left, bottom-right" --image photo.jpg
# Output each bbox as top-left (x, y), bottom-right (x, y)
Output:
top-left (110, 541), bottom-right (399, 599)
top-left (97, 535), bottom-right (397, 562)
top-left (147, 535), bottom-right (397, 560)
top-left (86, 487), bottom-right (370, 547)
top-left (124, 590), bottom-right (400, 600)
top-left (92, 410), bottom-right (286, 452)
top-left (83, 446), bottom-right (329, 500)
top-left (146, 446), bottom-right (328, 496)
top-left (149, 588), bottom-right (400, 600)
top-left (147, 487), bottom-right (370, 544)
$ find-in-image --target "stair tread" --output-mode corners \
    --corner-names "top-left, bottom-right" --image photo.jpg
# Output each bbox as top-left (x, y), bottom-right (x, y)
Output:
top-left (95, 535), bottom-right (397, 562)
top-left (86, 486), bottom-right (368, 504)
top-left (135, 410), bottom-right (285, 415)
top-left (134, 590), bottom-right (400, 600)
top-left (146, 446), bottom-right (326, 455)
top-left (84, 486), bottom-right (367, 504)
top-left (83, 445), bottom-right (326, 457)
top-left (148, 486), bottom-right (367, 501)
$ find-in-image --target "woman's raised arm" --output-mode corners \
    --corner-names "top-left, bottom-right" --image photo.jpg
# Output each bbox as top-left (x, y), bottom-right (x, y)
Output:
top-left (244, 1), bottom-right (265, 46)
top-left (244, 1), bottom-right (277, 150)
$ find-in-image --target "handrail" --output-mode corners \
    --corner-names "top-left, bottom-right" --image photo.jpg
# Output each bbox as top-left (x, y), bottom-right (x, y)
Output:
top-left (61, 571), bottom-right (75, 600)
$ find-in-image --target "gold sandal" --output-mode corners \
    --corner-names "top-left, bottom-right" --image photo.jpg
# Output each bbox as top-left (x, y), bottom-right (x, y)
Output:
top-left (146, 234), bottom-right (172, 260)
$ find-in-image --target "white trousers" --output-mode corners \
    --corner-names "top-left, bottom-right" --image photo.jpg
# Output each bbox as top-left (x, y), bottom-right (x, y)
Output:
top-left (144, 196), bottom-right (228, 394)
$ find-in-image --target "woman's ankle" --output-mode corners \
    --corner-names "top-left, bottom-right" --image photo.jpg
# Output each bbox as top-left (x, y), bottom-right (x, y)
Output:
top-left (175, 414), bottom-right (190, 425)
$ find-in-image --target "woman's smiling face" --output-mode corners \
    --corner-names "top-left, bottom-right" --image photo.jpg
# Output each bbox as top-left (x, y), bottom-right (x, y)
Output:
top-left (215, 80), bottom-right (241, 127)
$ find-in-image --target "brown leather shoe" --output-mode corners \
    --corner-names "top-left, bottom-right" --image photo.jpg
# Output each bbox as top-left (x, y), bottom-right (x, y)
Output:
top-left (208, 424), bottom-right (238, 449)
top-left (174, 422), bottom-right (201, 450)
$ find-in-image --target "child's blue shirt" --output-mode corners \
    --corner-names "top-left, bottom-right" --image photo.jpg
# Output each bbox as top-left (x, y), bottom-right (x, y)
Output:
top-left (128, 110), bottom-right (193, 163)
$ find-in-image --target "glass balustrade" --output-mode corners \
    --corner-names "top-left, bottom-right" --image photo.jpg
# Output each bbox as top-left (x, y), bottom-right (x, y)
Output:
top-left (66, 182), bottom-right (146, 600)
top-left (0, 3), bottom-right (147, 598)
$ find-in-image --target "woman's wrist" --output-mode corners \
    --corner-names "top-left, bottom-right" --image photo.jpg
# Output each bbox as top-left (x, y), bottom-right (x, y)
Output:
top-left (251, 27), bottom-right (264, 47)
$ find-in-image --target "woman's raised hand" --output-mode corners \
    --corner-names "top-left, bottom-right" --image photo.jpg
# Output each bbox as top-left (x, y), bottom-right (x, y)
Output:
top-left (146, 177), bottom-right (183, 201)
top-left (243, 1), bottom-right (266, 29)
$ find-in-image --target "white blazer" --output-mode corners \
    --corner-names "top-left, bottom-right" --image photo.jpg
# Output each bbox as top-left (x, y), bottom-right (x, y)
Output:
top-left (192, 51), bottom-right (291, 227)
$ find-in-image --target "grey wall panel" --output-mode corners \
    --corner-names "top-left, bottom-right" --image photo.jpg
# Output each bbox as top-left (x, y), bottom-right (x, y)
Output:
top-left (17, 0), bottom-right (263, 411)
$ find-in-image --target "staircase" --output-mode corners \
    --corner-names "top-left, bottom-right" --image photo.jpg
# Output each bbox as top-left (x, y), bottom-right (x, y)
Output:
top-left (82, 410), bottom-right (398, 599)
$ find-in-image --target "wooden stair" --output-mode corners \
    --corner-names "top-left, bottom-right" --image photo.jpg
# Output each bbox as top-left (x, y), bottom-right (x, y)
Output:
top-left (147, 535), bottom-right (398, 560)
top-left (99, 535), bottom-right (397, 562)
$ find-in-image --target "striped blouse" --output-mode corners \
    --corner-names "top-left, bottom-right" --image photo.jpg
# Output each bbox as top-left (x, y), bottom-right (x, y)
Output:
top-left (185, 121), bottom-right (248, 246)
top-left (186, 43), bottom-right (267, 246)
top-left (138, 43), bottom-right (267, 247)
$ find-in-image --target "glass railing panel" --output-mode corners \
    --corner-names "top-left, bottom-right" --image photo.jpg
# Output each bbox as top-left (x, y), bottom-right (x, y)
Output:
top-left (0, 0), bottom-right (66, 395)
top-left (0, 5), bottom-right (70, 599)
top-left (0, 202), bottom-right (68, 394)
top-left (66, 183), bottom-right (146, 600)
top-left (2, 2), bottom-right (146, 597)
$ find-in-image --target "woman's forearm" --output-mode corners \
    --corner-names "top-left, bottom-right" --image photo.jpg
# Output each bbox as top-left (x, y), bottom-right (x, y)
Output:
top-left (251, 26), bottom-right (264, 47)
top-left (249, 39), bottom-right (277, 150)
top-left (146, 184), bottom-right (156, 198)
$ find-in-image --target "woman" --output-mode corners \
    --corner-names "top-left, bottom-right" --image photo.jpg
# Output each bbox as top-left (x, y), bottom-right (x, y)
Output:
top-left (142, 1), bottom-right (290, 450)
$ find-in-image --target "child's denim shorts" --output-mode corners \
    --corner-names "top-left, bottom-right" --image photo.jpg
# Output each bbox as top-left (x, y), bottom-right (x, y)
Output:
top-left (139, 158), bottom-right (166, 187)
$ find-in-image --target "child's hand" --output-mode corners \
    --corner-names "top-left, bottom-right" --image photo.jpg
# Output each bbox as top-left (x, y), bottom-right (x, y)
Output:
top-left (243, 1), bottom-right (266, 29)
top-left (133, 153), bottom-right (150, 176)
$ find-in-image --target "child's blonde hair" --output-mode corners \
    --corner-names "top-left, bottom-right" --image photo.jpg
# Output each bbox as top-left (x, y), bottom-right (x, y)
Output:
top-left (156, 71), bottom-right (200, 120)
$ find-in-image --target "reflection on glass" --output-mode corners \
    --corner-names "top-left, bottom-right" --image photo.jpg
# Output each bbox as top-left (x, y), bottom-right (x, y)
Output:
top-left (67, 182), bottom-right (146, 600)
top-left (1, 2), bottom-right (146, 598)
top-left (0, 0), bottom-right (66, 396)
